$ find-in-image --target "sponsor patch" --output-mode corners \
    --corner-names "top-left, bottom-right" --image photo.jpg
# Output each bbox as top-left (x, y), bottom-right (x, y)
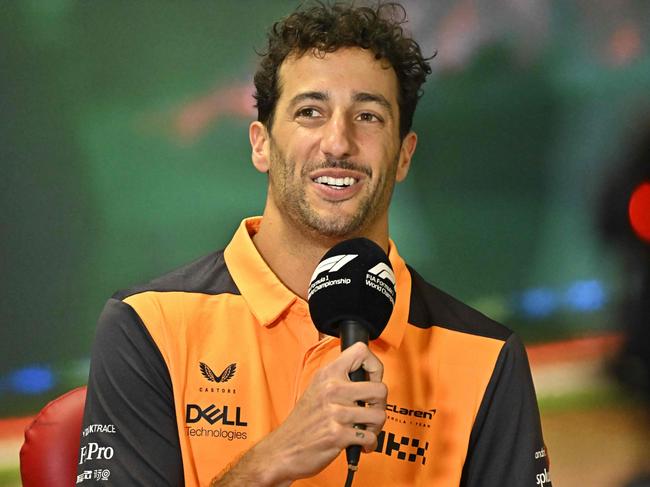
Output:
top-left (185, 403), bottom-right (248, 427)
top-left (79, 442), bottom-right (114, 464)
top-left (375, 431), bottom-right (429, 465)
top-left (536, 467), bottom-right (552, 486)
top-left (76, 469), bottom-right (110, 483)
top-left (385, 403), bottom-right (436, 428)
top-left (200, 362), bottom-right (237, 384)
top-left (82, 424), bottom-right (116, 437)
top-left (184, 426), bottom-right (248, 441)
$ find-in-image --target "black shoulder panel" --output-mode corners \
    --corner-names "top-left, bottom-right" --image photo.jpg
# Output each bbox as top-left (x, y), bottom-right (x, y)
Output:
top-left (407, 265), bottom-right (512, 341)
top-left (113, 249), bottom-right (239, 300)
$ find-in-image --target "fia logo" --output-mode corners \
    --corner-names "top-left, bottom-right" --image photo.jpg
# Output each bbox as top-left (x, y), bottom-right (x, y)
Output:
top-left (367, 262), bottom-right (396, 284)
top-left (200, 362), bottom-right (236, 383)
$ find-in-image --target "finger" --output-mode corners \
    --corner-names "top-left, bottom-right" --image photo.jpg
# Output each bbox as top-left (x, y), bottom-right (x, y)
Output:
top-left (340, 427), bottom-right (377, 451)
top-left (328, 342), bottom-right (368, 376)
top-left (334, 403), bottom-right (386, 429)
top-left (362, 436), bottom-right (381, 454)
top-left (330, 342), bottom-right (384, 383)
top-left (336, 381), bottom-right (388, 407)
top-left (359, 349), bottom-right (383, 384)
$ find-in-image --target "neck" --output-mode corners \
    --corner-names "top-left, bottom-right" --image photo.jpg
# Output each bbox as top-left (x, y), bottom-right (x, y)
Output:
top-left (252, 205), bottom-right (389, 300)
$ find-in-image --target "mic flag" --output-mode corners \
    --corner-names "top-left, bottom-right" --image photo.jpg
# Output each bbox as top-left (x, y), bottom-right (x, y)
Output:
top-left (308, 237), bottom-right (396, 340)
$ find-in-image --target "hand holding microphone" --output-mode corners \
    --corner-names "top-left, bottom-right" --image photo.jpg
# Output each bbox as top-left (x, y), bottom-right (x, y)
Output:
top-left (213, 343), bottom-right (386, 487)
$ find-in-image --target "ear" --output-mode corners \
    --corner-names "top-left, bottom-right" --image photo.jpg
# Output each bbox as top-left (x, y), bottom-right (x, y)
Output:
top-left (396, 131), bottom-right (417, 182)
top-left (249, 121), bottom-right (270, 173)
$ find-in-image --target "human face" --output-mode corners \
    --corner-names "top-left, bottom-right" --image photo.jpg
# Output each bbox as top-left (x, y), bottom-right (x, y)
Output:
top-left (251, 48), bottom-right (416, 239)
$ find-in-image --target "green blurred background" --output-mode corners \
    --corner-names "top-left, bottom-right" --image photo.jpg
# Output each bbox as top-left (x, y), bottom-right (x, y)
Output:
top-left (1, 0), bottom-right (649, 418)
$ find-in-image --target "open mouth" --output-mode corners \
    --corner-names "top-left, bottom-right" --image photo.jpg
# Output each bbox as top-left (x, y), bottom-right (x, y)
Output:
top-left (312, 176), bottom-right (358, 189)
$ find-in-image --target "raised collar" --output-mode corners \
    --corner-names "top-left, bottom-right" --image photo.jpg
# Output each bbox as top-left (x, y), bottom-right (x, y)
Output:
top-left (223, 217), bottom-right (410, 349)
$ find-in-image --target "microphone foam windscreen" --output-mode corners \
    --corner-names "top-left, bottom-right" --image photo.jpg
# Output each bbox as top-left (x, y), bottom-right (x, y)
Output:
top-left (308, 238), bottom-right (396, 340)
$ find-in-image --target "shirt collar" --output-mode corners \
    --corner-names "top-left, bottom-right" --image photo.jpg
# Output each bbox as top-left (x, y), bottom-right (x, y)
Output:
top-left (224, 217), bottom-right (409, 349)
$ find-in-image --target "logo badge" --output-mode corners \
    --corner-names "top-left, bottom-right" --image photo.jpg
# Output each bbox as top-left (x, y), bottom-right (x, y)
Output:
top-left (310, 254), bottom-right (358, 282)
top-left (200, 362), bottom-right (236, 383)
top-left (186, 404), bottom-right (248, 426)
top-left (79, 443), bottom-right (114, 464)
top-left (367, 262), bottom-right (396, 285)
top-left (375, 431), bottom-right (429, 465)
top-left (536, 468), bottom-right (551, 486)
top-left (385, 403), bottom-right (436, 428)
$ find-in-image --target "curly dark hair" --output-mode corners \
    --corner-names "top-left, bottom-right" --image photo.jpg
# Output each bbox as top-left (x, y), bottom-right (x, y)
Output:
top-left (253, 2), bottom-right (433, 140)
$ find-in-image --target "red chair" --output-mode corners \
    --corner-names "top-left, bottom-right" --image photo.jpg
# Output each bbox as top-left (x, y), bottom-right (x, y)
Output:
top-left (20, 386), bottom-right (87, 487)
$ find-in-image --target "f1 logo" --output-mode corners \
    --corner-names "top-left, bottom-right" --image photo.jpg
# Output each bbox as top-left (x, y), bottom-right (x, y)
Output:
top-left (310, 254), bottom-right (358, 283)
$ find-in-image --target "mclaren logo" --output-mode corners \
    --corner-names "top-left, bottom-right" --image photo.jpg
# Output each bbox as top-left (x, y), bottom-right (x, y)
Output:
top-left (385, 403), bottom-right (435, 428)
top-left (200, 362), bottom-right (236, 383)
top-left (386, 404), bottom-right (436, 419)
top-left (310, 254), bottom-right (358, 282)
top-left (367, 263), bottom-right (395, 284)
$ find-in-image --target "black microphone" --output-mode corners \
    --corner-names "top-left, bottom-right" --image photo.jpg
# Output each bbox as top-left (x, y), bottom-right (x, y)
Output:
top-left (307, 238), bottom-right (396, 477)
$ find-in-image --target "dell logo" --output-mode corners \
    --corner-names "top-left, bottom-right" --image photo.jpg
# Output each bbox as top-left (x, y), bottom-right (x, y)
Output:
top-left (185, 404), bottom-right (248, 426)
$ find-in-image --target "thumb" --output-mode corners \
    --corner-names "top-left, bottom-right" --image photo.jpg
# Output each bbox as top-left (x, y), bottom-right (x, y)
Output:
top-left (332, 342), bottom-right (383, 382)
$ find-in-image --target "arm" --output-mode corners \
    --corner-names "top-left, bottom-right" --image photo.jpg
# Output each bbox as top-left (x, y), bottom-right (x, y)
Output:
top-left (77, 298), bottom-right (184, 485)
top-left (460, 334), bottom-right (552, 487)
top-left (211, 342), bottom-right (388, 486)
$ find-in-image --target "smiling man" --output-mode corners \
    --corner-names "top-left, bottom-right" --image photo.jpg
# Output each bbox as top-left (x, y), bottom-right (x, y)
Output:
top-left (78, 3), bottom-right (552, 487)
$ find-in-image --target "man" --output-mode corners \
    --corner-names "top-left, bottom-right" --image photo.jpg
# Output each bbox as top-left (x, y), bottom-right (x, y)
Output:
top-left (78, 3), bottom-right (552, 486)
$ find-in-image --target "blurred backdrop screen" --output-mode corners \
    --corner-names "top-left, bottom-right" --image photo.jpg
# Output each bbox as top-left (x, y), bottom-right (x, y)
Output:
top-left (2, 0), bottom-right (649, 415)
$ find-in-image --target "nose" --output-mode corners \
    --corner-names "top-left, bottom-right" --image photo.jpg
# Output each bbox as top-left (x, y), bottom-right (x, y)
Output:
top-left (319, 113), bottom-right (356, 160)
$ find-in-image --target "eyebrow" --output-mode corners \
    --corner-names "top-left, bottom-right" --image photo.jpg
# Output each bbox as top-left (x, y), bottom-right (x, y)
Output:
top-left (287, 91), bottom-right (329, 110)
top-left (352, 91), bottom-right (394, 118)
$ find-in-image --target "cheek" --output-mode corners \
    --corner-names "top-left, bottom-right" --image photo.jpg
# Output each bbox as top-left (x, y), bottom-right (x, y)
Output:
top-left (357, 127), bottom-right (398, 156)
top-left (284, 135), bottom-right (322, 169)
top-left (374, 144), bottom-right (400, 176)
top-left (297, 133), bottom-right (323, 160)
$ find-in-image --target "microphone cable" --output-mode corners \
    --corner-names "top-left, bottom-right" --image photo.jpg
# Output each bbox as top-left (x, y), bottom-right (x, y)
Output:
top-left (344, 465), bottom-right (357, 487)
top-left (343, 421), bottom-right (364, 487)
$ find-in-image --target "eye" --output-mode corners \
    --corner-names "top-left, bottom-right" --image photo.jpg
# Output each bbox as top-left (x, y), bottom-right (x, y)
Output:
top-left (295, 107), bottom-right (323, 119)
top-left (356, 112), bottom-right (382, 123)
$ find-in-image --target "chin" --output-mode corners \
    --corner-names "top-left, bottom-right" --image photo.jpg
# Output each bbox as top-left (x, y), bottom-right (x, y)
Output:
top-left (303, 213), bottom-right (366, 239)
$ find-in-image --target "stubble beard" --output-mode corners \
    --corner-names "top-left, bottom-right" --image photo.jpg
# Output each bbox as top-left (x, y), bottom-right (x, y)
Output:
top-left (268, 143), bottom-right (399, 239)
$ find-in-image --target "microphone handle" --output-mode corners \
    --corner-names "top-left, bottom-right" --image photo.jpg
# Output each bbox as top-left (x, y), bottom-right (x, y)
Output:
top-left (340, 319), bottom-right (369, 349)
top-left (339, 320), bottom-right (369, 470)
top-left (340, 320), bottom-right (369, 378)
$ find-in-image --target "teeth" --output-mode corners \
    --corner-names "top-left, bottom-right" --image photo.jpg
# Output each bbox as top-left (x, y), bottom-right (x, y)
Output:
top-left (314, 176), bottom-right (357, 187)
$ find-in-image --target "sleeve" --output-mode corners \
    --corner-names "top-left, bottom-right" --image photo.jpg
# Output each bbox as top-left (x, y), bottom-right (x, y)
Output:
top-left (76, 298), bottom-right (184, 486)
top-left (460, 333), bottom-right (552, 487)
